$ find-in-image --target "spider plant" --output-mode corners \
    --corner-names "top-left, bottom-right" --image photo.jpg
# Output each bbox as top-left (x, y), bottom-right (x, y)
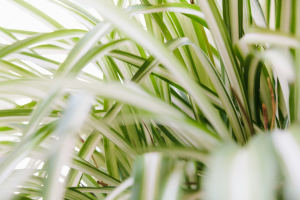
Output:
top-left (0, 0), bottom-right (299, 199)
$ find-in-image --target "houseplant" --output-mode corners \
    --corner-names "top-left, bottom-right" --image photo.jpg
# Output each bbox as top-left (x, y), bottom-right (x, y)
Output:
top-left (0, 0), bottom-right (299, 199)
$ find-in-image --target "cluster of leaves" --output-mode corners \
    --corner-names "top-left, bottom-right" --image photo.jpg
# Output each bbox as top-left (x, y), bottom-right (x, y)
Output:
top-left (0, 0), bottom-right (299, 199)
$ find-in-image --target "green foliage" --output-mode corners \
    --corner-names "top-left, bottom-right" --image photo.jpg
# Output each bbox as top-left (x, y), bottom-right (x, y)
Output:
top-left (0, 0), bottom-right (299, 199)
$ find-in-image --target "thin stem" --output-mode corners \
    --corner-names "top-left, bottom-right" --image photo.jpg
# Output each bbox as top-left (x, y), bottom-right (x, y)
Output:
top-left (97, 180), bottom-right (108, 187)
top-left (262, 103), bottom-right (269, 131)
top-left (267, 78), bottom-right (276, 130)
